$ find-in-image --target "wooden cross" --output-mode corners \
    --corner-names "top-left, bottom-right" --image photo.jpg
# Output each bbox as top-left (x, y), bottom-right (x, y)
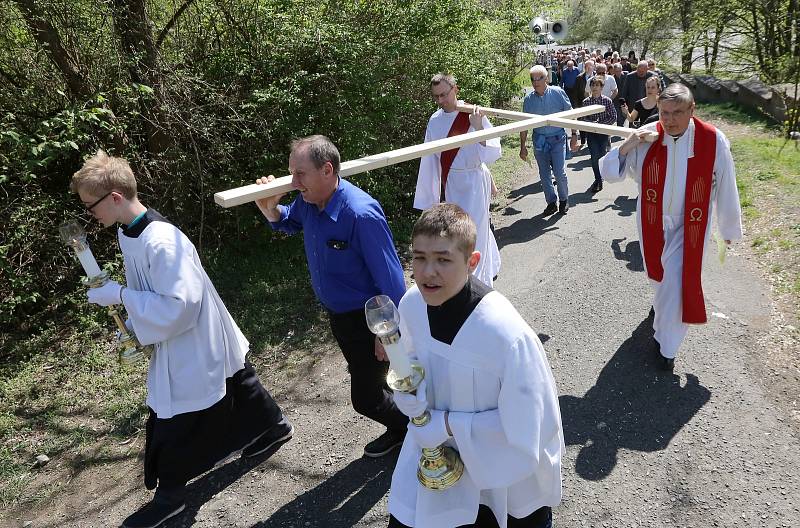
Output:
top-left (213, 103), bottom-right (653, 208)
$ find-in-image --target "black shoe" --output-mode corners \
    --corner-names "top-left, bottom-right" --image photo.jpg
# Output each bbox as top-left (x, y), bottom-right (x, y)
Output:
top-left (242, 418), bottom-right (294, 458)
top-left (559, 200), bottom-right (569, 214)
top-left (542, 202), bottom-right (558, 216)
top-left (660, 356), bottom-right (675, 372)
top-left (363, 429), bottom-right (406, 458)
top-left (122, 498), bottom-right (185, 528)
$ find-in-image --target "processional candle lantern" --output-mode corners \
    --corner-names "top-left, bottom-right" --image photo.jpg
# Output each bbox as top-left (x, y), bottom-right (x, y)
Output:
top-left (59, 221), bottom-right (151, 365)
top-left (365, 295), bottom-right (464, 490)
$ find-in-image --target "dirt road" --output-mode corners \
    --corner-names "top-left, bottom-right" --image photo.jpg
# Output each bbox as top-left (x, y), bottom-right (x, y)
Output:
top-left (7, 138), bottom-right (800, 528)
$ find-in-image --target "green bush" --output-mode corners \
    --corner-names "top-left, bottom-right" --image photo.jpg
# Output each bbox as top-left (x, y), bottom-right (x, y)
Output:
top-left (0, 0), bottom-right (535, 339)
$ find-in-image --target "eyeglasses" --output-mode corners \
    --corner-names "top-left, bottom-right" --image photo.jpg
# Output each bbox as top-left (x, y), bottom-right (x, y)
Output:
top-left (530, 76), bottom-right (547, 82)
top-left (85, 191), bottom-right (113, 212)
top-left (431, 84), bottom-right (455, 101)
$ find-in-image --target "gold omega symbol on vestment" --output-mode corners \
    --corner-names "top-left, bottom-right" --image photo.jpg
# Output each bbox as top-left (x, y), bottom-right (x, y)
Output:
top-left (689, 208), bottom-right (703, 222)
top-left (645, 189), bottom-right (658, 203)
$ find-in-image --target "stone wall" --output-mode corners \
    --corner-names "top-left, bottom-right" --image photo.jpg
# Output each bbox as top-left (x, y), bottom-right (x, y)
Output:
top-left (662, 72), bottom-right (792, 123)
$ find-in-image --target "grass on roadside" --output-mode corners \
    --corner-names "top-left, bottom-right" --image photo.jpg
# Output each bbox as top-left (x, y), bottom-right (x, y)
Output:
top-left (695, 104), bottom-right (800, 313)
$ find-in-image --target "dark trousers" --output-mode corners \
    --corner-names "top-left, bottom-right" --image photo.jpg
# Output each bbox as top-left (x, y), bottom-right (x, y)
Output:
top-left (388, 505), bottom-right (552, 528)
top-left (586, 132), bottom-right (607, 183)
top-left (329, 309), bottom-right (409, 433)
top-left (614, 102), bottom-right (626, 127)
top-left (144, 362), bottom-right (284, 492)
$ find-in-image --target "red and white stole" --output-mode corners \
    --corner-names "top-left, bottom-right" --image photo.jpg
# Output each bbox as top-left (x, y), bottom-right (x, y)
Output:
top-left (439, 111), bottom-right (471, 201)
top-left (641, 117), bottom-right (717, 324)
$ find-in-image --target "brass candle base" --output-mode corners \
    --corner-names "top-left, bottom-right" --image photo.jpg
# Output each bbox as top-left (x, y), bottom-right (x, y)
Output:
top-left (84, 272), bottom-right (152, 365)
top-left (387, 362), bottom-right (465, 490)
top-left (417, 444), bottom-right (465, 490)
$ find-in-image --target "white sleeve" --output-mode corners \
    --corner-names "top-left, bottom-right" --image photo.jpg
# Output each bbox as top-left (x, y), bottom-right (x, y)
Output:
top-left (446, 333), bottom-right (562, 490)
top-left (123, 237), bottom-right (204, 346)
top-left (478, 115), bottom-right (502, 165)
top-left (713, 131), bottom-right (743, 241)
top-left (414, 125), bottom-right (441, 210)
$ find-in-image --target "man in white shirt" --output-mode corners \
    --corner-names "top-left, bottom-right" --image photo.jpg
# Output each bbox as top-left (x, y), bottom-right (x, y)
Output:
top-left (414, 73), bottom-right (501, 286)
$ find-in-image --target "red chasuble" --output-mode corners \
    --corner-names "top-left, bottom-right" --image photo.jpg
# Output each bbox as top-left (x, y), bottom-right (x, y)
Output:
top-left (640, 117), bottom-right (717, 324)
top-left (439, 111), bottom-right (472, 201)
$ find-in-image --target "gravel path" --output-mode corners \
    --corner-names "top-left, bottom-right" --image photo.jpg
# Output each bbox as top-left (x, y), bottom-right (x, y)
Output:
top-left (7, 141), bottom-right (800, 528)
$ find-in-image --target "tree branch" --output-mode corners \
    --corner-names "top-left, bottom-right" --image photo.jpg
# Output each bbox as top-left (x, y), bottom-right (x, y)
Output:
top-left (11, 0), bottom-right (92, 99)
top-left (155, 0), bottom-right (198, 49)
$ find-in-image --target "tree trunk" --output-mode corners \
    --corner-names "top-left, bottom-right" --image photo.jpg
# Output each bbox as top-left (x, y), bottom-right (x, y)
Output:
top-left (12, 0), bottom-right (93, 100)
top-left (750, 3), bottom-right (766, 77)
top-left (709, 21), bottom-right (725, 75)
top-left (110, 0), bottom-right (172, 155)
top-left (680, 0), bottom-right (694, 73)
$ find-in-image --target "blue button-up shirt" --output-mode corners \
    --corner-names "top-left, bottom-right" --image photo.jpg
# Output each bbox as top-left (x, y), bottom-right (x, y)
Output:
top-left (522, 85), bottom-right (572, 137)
top-left (561, 67), bottom-right (579, 89)
top-left (268, 178), bottom-right (406, 314)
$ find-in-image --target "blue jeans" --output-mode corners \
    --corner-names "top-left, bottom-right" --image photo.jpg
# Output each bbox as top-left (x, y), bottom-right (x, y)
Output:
top-left (533, 134), bottom-right (568, 203)
top-left (586, 132), bottom-right (606, 183)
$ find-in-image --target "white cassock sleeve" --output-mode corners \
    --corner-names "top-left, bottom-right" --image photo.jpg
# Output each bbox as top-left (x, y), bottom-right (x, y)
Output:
top-left (599, 145), bottom-right (643, 184)
top-left (123, 238), bottom-right (204, 346)
top-left (478, 115), bottom-right (502, 166)
top-left (446, 332), bottom-right (561, 490)
top-left (414, 125), bottom-right (441, 210)
top-left (713, 131), bottom-right (743, 241)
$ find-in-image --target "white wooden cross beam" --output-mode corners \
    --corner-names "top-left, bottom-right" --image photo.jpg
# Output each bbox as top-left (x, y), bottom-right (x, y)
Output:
top-left (213, 102), bottom-right (650, 208)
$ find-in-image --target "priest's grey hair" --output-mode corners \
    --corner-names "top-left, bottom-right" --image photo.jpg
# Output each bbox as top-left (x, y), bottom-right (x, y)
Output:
top-left (659, 83), bottom-right (695, 107)
top-left (431, 73), bottom-right (456, 89)
top-left (290, 135), bottom-right (341, 176)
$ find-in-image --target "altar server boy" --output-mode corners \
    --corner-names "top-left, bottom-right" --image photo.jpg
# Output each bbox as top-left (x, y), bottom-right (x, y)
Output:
top-left (388, 203), bottom-right (564, 528)
top-left (71, 150), bottom-right (292, 528)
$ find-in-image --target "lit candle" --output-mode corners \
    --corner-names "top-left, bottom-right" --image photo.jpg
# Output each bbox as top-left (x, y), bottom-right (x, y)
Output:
top-left (75, 246), bottom-right (103, 277)
top-left (384, 339), bottom-right (413, 379)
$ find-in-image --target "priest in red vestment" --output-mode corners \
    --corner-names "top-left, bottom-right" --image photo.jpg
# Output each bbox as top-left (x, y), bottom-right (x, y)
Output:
top-left (599, 83), bottom-right (743, 370)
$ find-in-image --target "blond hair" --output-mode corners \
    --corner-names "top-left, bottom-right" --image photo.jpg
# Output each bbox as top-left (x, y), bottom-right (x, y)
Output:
top-left (412, 203), bottom-right (476, 261)
top-left (70, 150), bottom-right (137, 199)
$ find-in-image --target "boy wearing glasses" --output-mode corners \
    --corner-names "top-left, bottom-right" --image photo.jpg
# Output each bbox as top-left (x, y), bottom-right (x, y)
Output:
top-left (71, 150), bottom-right (292, 528)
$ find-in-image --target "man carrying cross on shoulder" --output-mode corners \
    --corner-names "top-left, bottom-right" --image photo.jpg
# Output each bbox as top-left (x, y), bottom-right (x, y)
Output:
top-left (599, 83), bottom-right (743, 371)
top-left (414, 72), bottom-right (502, 287)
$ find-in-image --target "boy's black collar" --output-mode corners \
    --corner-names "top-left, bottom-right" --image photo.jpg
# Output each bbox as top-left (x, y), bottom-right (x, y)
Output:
top-left (426, 275), bottom-right (492, 345)
top-left (121, 208), bottom-right (170, 238)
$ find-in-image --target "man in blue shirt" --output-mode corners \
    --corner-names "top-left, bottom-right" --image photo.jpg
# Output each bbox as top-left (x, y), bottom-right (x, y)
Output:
top-left (520, 65), bottom-right (576, 215)
top-left (560, 60), bottom-right (579, 105)
top-left (255, 135), bottom-right (409, 458)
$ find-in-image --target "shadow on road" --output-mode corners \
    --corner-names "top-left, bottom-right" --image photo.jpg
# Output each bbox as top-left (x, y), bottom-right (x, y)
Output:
top-left (611, 238), bottom-right (644, 272)
top-left (559, 313), bottom-right (711, 481)
top-left (252, 455), bottom-right (396, 528)
top-left (506, 181), bottom-right (542, 202)
top-left (566, 157), bottom-right (592, 171)
top-left (493, 211), bottom-right (562, 250)
top-left (595, 195), bottom-right (637, 217)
